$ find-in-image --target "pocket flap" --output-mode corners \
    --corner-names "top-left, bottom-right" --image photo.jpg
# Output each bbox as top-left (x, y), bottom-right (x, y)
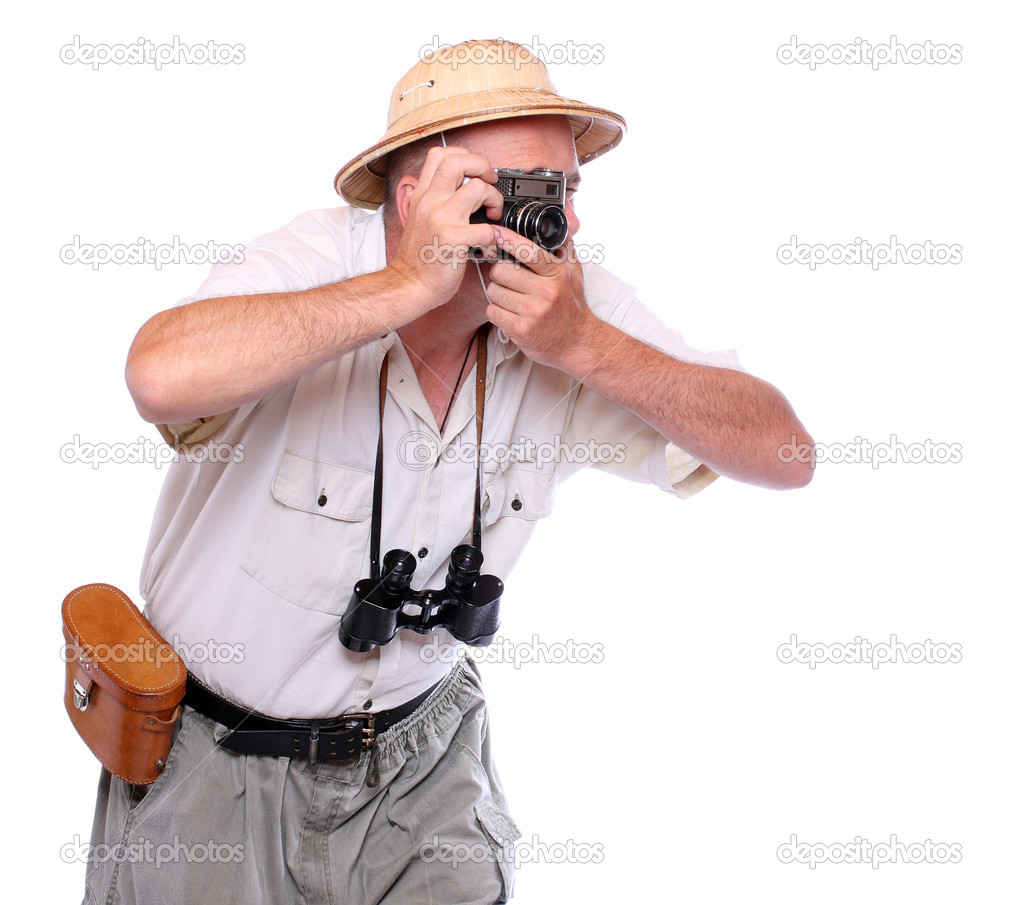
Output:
top-left (271, 450), bottom-right (373, 521)
top-left (475, 799), bottom-right (522, 848)
top-left (483, 466), bottom-right (556, 522)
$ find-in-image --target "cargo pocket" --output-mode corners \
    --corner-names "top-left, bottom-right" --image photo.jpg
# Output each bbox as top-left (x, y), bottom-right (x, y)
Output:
top-left (240, 450), bottom-right (374, 614)
top-left (125, 707), bottom-right (193, 814)
top-left (474, 798), bottom-right (522, 903)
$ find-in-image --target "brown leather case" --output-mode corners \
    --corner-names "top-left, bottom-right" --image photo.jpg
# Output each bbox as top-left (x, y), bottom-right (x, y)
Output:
top-left (62, 583), bottom-right (186, 784)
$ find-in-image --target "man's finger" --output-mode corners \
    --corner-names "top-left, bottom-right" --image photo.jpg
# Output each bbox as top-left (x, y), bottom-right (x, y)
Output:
top-left (492, 227), bottom-right (562, 276)
top-left (482, 280), bottom-right (519, 310)
top-left (416, 146), bottom-right (497, 199)
top-left (488, 257), bottom-right (540, 294)
top-left (450, 177), bottom-right (504, 223)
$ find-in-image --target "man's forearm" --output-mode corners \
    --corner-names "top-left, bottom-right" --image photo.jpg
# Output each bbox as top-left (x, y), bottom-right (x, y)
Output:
top-left (564, 319), bottom-right (814, 489)
top-left (125, 267), bottom-right (416, 425)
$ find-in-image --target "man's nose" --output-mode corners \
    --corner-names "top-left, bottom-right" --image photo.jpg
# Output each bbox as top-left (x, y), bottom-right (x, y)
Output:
top-left (566, 201), bottom-right (580, 237)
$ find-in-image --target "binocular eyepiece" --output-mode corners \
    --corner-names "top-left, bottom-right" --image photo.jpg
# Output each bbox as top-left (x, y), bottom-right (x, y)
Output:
top-left (339, 544), bottom-right (502, 653)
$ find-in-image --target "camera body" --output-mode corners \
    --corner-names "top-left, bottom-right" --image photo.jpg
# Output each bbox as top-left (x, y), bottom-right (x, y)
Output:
top-left (339, 545), bottom-right (502, 653)
top-left (469, 167), bottom-right (569, 255)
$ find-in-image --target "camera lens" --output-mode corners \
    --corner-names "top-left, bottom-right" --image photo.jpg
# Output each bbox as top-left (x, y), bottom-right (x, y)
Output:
top-left (446, 544), bottom-right (483, 595)
top-left (535, 209), bottom-right (566, 247)
top-left (507, 201), bottom-right (568, 252)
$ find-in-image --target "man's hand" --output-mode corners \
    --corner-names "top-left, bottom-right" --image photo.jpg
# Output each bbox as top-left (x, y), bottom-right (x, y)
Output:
top-left (387, 146), bottom-right (505, 312)
top-left (483, 227), bottom-right (813, 489)
top-left (483, 228), bottom-right (600, 372)
top-left (127, 147), bottom-right (508, 427)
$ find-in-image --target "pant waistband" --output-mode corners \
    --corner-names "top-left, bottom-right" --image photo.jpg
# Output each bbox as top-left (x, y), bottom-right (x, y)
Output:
top-left (183, 674), bottom-right (443, 765)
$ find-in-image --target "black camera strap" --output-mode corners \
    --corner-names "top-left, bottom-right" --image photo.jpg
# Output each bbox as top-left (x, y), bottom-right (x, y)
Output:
top-left (370, 324), bottom-right (490, 581)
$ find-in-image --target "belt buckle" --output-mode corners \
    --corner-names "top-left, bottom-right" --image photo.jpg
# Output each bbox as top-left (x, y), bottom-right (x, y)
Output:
top-left (307, 713), bottom-right (375, 766)
top-left (341, 712), bottom-right (376, 751)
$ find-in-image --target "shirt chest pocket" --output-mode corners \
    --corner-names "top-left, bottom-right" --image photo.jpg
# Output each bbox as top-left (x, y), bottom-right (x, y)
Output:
top-left (482, 466), bottom-right (556, 525)
top-left (240, 450), bottom-right (374, 615)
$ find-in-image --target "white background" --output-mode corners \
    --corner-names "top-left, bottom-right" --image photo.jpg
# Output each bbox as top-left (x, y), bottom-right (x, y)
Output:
top-left (6, 1), bottom-right (1019, 902)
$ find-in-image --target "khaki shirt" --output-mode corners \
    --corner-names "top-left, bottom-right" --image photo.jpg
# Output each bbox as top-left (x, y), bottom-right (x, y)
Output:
top-left (141, 205), bottom-right (740, 718)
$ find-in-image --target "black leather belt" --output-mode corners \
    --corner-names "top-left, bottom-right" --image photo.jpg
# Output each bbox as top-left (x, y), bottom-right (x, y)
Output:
top-left (184, 674), bottom-right (442, 765)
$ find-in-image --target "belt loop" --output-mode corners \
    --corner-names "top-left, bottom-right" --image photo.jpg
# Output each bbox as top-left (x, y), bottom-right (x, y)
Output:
top-left (308, 721), bottom-right (320, 765)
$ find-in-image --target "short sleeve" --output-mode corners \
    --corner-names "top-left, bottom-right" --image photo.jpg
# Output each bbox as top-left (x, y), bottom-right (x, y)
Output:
top-left (152, 207), bottom-right (386, 448)
top-left (157, 413), bottom-right (236, 451)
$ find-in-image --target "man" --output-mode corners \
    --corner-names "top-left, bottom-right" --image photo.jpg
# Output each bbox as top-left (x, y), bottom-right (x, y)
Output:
top-left (84, 39), bottom-right (812, 904)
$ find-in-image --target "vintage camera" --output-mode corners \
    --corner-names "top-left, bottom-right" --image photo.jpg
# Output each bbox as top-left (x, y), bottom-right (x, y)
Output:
top-left (469, 167), bottom-right (569, 254)
top-left (339, 545), bottom-right (503, 653)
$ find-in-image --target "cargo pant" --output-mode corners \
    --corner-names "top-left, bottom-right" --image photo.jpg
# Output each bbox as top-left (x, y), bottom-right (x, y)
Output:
top-left (80, 659), bottom-right (520, 904)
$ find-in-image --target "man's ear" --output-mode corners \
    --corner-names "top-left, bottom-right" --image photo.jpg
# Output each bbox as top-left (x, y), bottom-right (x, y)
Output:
top-left (395, 176), bottom-right (419, 229)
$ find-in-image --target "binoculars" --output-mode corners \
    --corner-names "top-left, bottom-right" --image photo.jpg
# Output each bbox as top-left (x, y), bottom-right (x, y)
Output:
top-left (338, 544), bottom-right (502, 653)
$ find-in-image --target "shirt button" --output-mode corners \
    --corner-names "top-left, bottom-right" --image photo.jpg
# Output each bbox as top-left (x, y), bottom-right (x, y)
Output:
top-left (363, 700), bottom-right (373, 709)
top-left (417, 547), bottom-right (428, 559)
top-left (317, 494), bottom-right (328, 507)
top-left (511, 496), bottom-right (523, 511)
